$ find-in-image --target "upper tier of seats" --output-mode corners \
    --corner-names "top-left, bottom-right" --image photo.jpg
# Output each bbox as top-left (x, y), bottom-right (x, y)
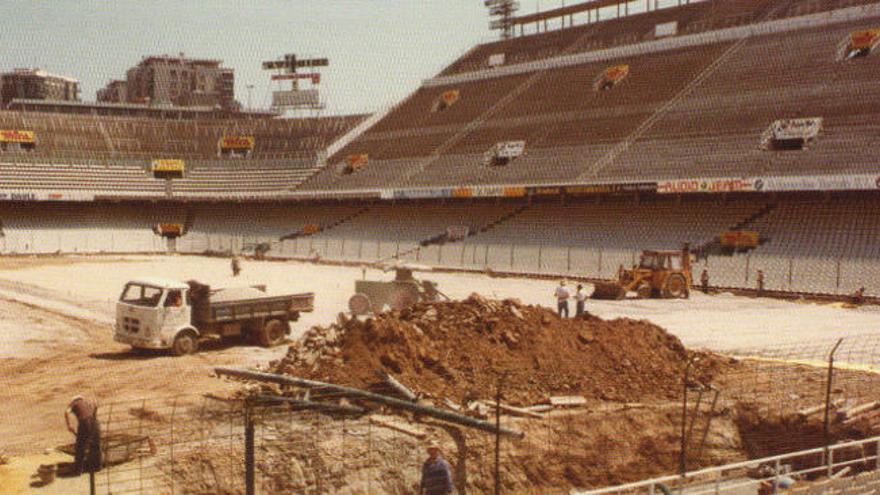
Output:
top-left (301, 0), bottom-right (880, 192)
top-left (0, 110), bottom-right (365, 160)
top-left (440, 0), bottom-right (874, 77)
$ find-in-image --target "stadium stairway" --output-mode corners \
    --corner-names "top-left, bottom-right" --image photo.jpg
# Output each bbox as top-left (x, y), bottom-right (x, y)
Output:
top-left (695, 202), bottom-right (777, 259)
top-left (393, 203), bottom-right (530, 262)
top-left (279, 206), bottom-right (371, 241)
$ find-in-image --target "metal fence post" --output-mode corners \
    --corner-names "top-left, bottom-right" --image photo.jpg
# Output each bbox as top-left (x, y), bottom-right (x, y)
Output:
top-left (510, 244), bottom-right (515, 269)
top-left (495, 372), bottom-right (508, 495)
top-left (245, 402), bottom-right (255, 495)
top-left (824, 338), bottom-right (844, 476)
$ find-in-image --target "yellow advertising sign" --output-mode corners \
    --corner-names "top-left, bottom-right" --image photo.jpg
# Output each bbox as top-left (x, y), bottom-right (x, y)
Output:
top-left (346, 154), bottom-right (369, 169)
top-left (157, 223), bottom-right (184, 236)
top-left (720, 231), bottom-right (759, 249)
top-left (218, 136), bottom-right (255, 150)
top-left (440, 89), bottom-right (460, 106)
top-left (151, 159), bottom-right (185, 172)
top-left (603, 64), bottom-right (630, 83)
top-left (502, 187), bottom-right (526, 197)
top-left (452, 187), bottom-right (473, 198)
top-left (851, 29), bottom-right (880, 50)
top-left (0, 129), bottom-right (35, 143)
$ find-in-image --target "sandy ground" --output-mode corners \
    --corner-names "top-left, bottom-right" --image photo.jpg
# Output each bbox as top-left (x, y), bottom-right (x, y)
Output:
top-left (1, 254), bottom-right (878, 352)
top-left (0, 254), bottom-right (878, 469)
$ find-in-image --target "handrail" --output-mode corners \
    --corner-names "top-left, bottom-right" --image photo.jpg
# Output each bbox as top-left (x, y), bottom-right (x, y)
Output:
top-left (574, 435), bottom-right (880, 494)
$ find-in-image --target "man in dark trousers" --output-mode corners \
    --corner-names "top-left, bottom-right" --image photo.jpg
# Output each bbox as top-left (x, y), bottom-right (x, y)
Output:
top-left (700, 269), bottom-right (710, 294)
top-left (65, 396), bottom-right (101, 475)
top-left (231, 256), bottom-right (241, 277)
top-left (420, 441), bottom-right (453, 495)
top-left (756, 269), bottom-right (765, 296)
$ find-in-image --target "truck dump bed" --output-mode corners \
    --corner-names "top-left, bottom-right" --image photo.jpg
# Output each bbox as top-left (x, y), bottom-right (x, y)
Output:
top-left (188, 281), bottom-right (314, 325)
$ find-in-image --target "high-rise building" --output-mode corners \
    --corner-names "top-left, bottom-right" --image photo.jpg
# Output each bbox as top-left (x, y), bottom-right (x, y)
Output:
top-left (99, 54), bottom-right (236, 110)
top-left (0, 68), bottom-right (80, 106)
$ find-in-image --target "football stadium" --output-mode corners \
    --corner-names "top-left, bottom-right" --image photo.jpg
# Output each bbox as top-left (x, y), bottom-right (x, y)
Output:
top-left (2, 0), bottom-right (880, 493)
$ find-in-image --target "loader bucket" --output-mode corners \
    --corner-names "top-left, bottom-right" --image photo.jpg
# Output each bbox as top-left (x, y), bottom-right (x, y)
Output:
top-left (591, 281), bottom-right (627, 300)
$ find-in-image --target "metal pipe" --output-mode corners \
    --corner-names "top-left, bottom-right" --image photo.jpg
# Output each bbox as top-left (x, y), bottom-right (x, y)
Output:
top-left (215, 367), bottom-right (525, 438)
top-left (376, 371), bottom-right (418, 402)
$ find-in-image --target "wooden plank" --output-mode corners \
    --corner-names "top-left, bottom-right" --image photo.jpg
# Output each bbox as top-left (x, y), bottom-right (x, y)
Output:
top-left (550, 396), bottom-right (587, 407)
top-left (840, 401), bottom-right (879, 420)
top-left (524, 405), bottom-right (554, 413)
top-left (798, 398), bottom-right (845, 418)
top-left (369, 415), bottom-right (428, 439)
top-left (479, 401), bottom-right (544, 419)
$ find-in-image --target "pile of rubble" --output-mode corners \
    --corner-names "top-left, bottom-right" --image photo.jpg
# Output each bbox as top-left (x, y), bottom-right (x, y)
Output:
top-left (273, 294), bottom-right (721, 405)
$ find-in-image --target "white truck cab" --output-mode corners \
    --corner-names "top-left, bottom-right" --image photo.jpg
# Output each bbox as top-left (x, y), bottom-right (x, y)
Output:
top-left (114, 277), bottom-right (194, 352)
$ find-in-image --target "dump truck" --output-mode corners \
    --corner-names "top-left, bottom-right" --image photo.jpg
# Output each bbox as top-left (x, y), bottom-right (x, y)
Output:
top-left (114, 277), bottom-right (314, 355)
top-left (348, 266), bottom-right (446, 315)
top-left (591, 246), bottom-right (693, 300)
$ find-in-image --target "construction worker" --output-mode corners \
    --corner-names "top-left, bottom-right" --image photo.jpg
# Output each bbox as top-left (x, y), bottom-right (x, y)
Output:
top-left (574, 284), bottom-right (587, 317)
top-left (756, 269), bottom-right (765, 296)
top-left (852, 286), bottom-right (866, 305)
top-left (420, 441), bottom-right (453, 495)
top-left (64, 396), bottom-right (101, 475)
top-left (231, 256), bottom-right (241, 277)
top-left (700, 269), bottom-right (710, 294)
top-left (555, 280), bottom-right (570, 318)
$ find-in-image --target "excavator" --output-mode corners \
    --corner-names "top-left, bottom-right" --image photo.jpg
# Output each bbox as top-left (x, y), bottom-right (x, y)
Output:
top-left (591, 244), bottom-right (693, 300)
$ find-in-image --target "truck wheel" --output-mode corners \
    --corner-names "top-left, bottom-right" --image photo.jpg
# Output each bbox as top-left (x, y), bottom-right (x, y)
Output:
top-left (663, 274), bottom-right (689, 299)
top-left (348, 293), bottom-right (372, 316)
top-left (259, 319), bottom-right (288, 347)
top-left (172, 331), bottom-right (199, 356)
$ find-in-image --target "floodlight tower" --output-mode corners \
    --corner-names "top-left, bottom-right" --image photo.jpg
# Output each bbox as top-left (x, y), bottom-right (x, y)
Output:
top-left (485, 0), bottom-right (520, 39)
top-left (261, 53), bottom-right (329, 115)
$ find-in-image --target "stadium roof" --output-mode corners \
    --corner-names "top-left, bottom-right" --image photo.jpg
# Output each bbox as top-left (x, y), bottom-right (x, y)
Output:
top-left (510, 0), bottom-right (639, 25)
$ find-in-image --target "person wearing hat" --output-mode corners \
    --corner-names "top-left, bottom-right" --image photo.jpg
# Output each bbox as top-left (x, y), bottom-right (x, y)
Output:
top-left (64, 395), bottom-right (102, 475)
top-left (555, 280), bottom-right (570, 318)
top-left (420, 441), bottom-right (453, 495)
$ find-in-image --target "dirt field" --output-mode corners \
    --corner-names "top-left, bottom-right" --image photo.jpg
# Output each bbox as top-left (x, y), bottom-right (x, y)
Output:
top-left (1, 254), bottom-right (879, 492)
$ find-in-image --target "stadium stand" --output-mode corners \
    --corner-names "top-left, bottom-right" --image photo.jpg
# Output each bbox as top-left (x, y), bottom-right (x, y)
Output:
top-left (301, 1), bottom-right (880, 191)
top-left (0, 110), bottom-right (364, 160)
top-left (2, 0), bottom-right (879, 301)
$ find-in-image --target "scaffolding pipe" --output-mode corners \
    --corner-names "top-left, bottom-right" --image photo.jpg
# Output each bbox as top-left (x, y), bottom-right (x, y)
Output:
top-left (216, 367), bottom-right (525, 438)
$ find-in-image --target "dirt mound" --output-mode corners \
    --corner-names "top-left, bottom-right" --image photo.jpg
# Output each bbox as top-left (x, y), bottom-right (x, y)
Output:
top-left (275, 294), bottom-right (721, 405)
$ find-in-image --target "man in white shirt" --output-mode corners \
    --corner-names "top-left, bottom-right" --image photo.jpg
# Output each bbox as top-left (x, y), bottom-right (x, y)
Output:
top-left (555, 281), bottom-right (570, 317)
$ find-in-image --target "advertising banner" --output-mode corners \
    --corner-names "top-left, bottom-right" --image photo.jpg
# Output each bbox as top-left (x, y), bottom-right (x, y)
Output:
top-left (657, 177), bottom-right (758, 194)
top-left (0, 130), bottom-right (35, 143)
top-left (218, 136), bottom-right (255, 150)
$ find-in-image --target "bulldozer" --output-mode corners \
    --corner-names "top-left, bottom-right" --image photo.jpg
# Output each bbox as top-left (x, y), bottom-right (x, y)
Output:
top-left (591, 245), bottom-right (693, 300)
top-left (348, 265), bottom-right (447, 315)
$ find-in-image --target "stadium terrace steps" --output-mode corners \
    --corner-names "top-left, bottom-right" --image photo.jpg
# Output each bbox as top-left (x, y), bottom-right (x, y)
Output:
top-left (300, 6), bottom-right (880, 192)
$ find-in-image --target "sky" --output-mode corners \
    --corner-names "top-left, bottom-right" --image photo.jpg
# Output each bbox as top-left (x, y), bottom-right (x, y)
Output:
top-left (0, 1), bottom-right (678, 116)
